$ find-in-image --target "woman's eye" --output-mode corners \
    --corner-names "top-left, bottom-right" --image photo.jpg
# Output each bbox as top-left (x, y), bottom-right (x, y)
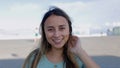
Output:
top-left (48, 29), bottom-right (53, 31)
top-left (60, 27), bottom-right (65, 30)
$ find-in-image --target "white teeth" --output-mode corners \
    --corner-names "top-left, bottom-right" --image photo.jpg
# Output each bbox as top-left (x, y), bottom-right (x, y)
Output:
top-left (53, 39), bottom-right (61, 43)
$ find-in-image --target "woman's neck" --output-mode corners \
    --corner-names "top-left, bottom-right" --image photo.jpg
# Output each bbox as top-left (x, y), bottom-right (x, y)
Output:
top-left (46, 48), bottom-right (63, 63)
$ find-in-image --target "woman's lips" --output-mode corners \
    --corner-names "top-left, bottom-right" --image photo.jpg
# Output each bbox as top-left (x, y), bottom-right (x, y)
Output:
top-left (52, 39), bottom-right (62, 44)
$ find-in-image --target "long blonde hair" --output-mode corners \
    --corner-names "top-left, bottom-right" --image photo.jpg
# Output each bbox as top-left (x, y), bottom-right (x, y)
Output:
top-left (23, 6), bottom-right (79, 68)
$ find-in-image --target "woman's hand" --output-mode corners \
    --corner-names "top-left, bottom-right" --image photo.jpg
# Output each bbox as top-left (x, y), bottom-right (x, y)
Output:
top-left (68, 35), bottom-right (100, 68)
top-left (68, 35), bottom-right (82, 56)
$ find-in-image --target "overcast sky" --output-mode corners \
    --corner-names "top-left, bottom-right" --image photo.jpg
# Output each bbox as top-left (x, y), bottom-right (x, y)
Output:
top-left (0, 0), bottom-right (120, 32)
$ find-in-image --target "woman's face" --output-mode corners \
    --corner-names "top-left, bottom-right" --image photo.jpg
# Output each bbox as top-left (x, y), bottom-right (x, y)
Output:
top-left (44, 15), bottom-right (70, 49)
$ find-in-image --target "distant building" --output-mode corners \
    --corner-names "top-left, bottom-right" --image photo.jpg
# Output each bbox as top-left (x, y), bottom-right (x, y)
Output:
top-left (107, 26), bottom-right (120, 36)
top-left (112, 26), bottom-right (120, 35)
top-left (107, 28), bottom-right (113, 36)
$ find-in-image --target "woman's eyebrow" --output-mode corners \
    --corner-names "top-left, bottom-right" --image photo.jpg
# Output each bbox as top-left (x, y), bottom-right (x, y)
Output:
top-left (46, 26), bottom-right (54, 28)
top-left (59, 24), bottom-right (66, 27)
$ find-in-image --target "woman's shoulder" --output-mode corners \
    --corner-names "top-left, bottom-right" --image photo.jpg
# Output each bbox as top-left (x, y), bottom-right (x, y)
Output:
top-left (24, 48), bottom-right (39, 68)
top-left (31, 48), bottom-right (39, 55)
top-left (29, 48), bottom-right (39, 60)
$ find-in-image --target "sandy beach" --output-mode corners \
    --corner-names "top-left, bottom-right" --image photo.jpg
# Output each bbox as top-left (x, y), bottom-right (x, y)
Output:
top-left (0, 36), bottom-right (120, 68)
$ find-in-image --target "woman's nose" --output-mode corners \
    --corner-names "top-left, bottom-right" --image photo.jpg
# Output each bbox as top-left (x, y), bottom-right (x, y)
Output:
top-left (54, 30), bottom-right (60, 37)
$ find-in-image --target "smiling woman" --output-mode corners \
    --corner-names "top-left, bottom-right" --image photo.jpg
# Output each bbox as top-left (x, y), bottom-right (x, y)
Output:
top-left (23, 6), bottom-right (100, 68)
top-left (44, 15), bottom-right (70, 49)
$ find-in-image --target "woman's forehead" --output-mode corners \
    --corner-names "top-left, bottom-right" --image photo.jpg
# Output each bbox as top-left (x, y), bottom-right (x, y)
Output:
top-left (44, 15), bottom-right (69, 27)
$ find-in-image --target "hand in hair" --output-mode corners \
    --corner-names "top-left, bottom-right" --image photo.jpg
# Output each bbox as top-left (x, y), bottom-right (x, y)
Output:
top-left (68, 35), bottom-right (82, 56)
top-left (68, 36), bottom-right (100, 68)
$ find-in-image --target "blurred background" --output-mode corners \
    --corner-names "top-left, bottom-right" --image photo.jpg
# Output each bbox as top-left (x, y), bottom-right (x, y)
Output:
top-left (0, 0), bottom-right (120, 68)
top-left (0, 0), bottom-right (120, 39)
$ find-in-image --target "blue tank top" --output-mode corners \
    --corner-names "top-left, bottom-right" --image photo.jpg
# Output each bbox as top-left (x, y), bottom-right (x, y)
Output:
top-left (26, 54), bottom-right (85, 68)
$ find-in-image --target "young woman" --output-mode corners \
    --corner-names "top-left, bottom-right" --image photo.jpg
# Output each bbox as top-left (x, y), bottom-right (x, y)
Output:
top-left (23, 6), bottom-right (100, 68)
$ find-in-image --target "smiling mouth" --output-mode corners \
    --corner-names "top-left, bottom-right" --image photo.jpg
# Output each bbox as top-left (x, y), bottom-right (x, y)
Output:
top-left (53, 39), bottom-right (62, 44)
